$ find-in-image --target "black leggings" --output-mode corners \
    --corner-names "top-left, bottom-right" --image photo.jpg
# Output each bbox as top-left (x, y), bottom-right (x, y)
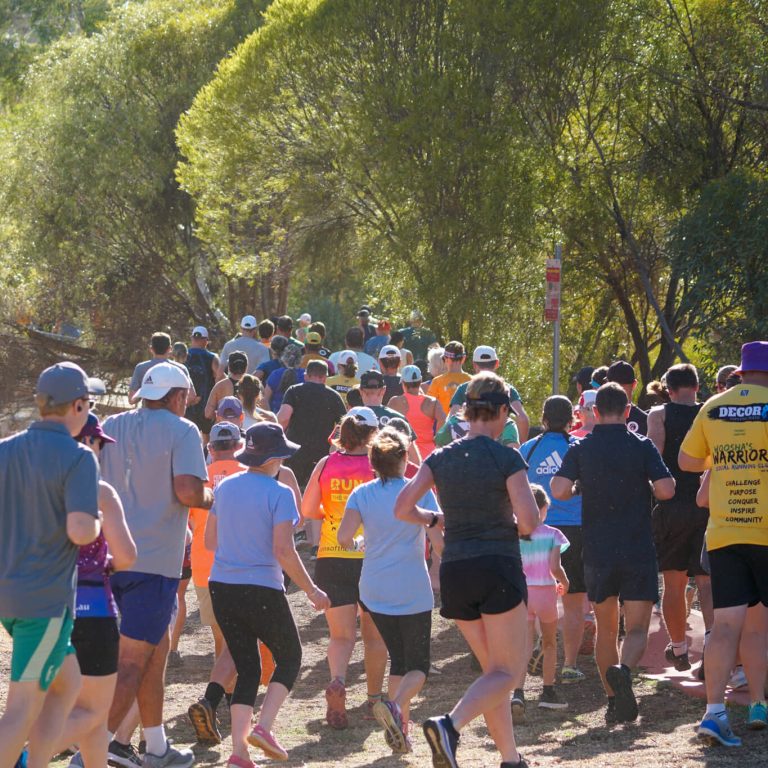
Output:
top-left (368, 609), bottom-right (432, 677)
top-left (209, 581), bottom-right (302, 707)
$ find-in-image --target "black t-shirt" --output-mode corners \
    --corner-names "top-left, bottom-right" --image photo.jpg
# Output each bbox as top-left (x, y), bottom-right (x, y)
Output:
top-left (425, 435), bottom-right (527, 563)
top-left (282, 382), bottom-right (346, 485)
top-left (659, 401), bottom-right (704, 509)
top-left (555, 423), bottom-right (671, 565)
top-left (382, 374), bottom-right (403, 405)
top-left (627, 404), bottom-right (648, 436)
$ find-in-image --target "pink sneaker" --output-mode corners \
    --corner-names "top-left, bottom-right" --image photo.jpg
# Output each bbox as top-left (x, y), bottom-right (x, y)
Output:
top-left (227, 756), bottom-right (256, 768)
top-left (325, 678), bottom-right (348, 729)
top-left (247, 724), bottom-right (288, 761)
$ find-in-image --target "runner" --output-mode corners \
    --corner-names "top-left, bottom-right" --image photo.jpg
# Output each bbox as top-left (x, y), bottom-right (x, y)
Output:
top-left (100, 362), bottom-right (211, 768)
top-left (52, 415), bottom-right (137, 768)
top-left (356, 306), bottom-right (377, 344)
top-left (329, 327), bottom-right (379, 375)
top-left (605, 360), bottom-right (648, 435)
top-left (397, 310), bottom-right (438, 363)
top-left (274, 315), bottom-right (304, 348)
top-left (679, 341), bottom-right (768, 746)
top-left (277, 360), bottom-right (347, 489)
top-left (551, 383), bottom-right (675, 725)
top-left (172, 342), bottom-right (188, 365)
top-left (301, 408), bottom-right (388, 729)
top-left (520, 397), bottom-right (587, 686)
top-left (449, 346), bottom-right (530, 442)
top-left (206, 422), bottom-right (330, 764)
top-left (569, 390), bottom-right (597, 438)
top-left (205, 351), bottom-right (248, 421)
top-left (395, 371), bottom-right (539, 768)
top-left (187, 423), bottom-right (242, 745)
top-left (326, 350), bottom-right (360, 407)
top-left (714, 364), bottom-right (738, 394)
top-left (129, 333), bottom-right (190, 402)
top-left (255, 335), bottom-right (290, 382)
top-left (512, 484), bottom-right (570, 720)
top-left (337, 427), bottom-right (443, 752)
top-left (237, 374), bottom-right (277, 428)
top-left (646, 364), bottom-right (711, 674)
top-left (184, 326), bottom-right (219, 443)
top-left (0, 362), bottom-right (102, 768)
top-left (389, 365), bottom-right (445, 458)
top-left (378, 344), bottom-right (404, 404)
top-left (364, 319), bottom-right (391, 359)
top-left (301, 331), bottom-right (335, 374)
top-left (218, 315), bottom-right (269, 377)
top-left (296, 312), bottom-right (312, 344)
top-left (388, 330), bottom-right (415, 371)
top-left (427, 341), bottom-right (470, 416)
top-left (264, 344), bottom-right (305, 414)
top-left (258, 319), bottom-right (274, 348)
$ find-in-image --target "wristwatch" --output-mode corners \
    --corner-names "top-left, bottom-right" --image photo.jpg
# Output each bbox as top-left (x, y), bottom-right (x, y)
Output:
top-left (427, 513), bottom-right (439, 528)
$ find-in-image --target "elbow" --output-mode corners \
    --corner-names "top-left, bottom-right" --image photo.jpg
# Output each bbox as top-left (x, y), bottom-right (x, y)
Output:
top-left (273, 542), bottom-right (294, 565)
top-left (68, 522), bottom-right (100, 547)
top-left (337, 533), bottom-right (353, 550)
top-left (112, 548), bottom-right (137, 572)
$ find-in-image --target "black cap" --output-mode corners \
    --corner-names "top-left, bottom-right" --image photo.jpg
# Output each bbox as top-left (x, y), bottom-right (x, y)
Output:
top-left (360, 370), bottom-right (385, 389)
top-left (607, 360), bottom-right (636, 385)
top-left (573, 366), bottom-right (595, 389)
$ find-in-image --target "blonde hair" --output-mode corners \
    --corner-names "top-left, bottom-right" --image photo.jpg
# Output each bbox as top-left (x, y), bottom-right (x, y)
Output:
top-left (464, 371), bottom-right (508, 422)
top-left (369, 429), bottom-right (407, 482)
top-left (35, 394), bottom-right (72, 417)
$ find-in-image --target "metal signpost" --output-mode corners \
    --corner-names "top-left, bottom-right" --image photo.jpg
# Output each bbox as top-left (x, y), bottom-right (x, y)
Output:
top-left (545, 243), bottom-right (562, 395)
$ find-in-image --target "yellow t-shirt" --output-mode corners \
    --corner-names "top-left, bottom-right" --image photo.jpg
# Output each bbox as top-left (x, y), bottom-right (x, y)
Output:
top-left (681, 384), bottom-right (768, 550)
top-left (427, 371), bottom-right (471, 415)
top-left (326, 374), bottom-right (360, 406)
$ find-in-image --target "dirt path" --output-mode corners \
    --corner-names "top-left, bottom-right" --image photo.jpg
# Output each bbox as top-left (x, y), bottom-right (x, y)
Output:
top-left (3, 576), bottom-right (767, 767)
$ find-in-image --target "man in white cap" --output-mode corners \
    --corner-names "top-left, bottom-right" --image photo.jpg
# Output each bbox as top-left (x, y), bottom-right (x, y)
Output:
top-left (218, 315), bottom-right (269, 379)
top-left (296, 312), bottom-right (312, 344)
top-left (100, 363), bottom-right (211, 768)
top-left (185, 326), bottom-right (219, 443)
top-left (378, 344), bottom-right (403, 404)
top-left (449, 345), bottom-right (530, 441)
top-left (129, 332), bottom-right (192, 402)
top-left (0, 362), bottom-right (103, 768)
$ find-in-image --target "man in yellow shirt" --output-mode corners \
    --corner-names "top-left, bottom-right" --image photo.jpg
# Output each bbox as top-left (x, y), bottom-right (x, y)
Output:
top-left (426, 341), bottom-right (470, 414)
top-left (679, 341), bottom-right (768, 746)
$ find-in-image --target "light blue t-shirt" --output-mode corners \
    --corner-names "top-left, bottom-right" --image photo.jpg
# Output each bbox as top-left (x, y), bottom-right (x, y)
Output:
top-left (520, 431), bottom-right (582, 526)
top-left (209, 472), bottom-right (299, 591)
top-left (346, 477), bottom-right (438, 615)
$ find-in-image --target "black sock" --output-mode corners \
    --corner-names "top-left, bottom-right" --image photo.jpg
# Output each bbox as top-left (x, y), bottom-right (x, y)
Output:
top-left (543, 685), bottom-right (555, 694)
top-left (204, 682), bottom-right (225, 710)
top-left (501, 761), bottom-right (524, 768)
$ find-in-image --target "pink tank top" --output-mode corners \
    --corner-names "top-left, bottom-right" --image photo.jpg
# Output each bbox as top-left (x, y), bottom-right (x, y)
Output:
top-left (404, 392), bottom-right (436, 457)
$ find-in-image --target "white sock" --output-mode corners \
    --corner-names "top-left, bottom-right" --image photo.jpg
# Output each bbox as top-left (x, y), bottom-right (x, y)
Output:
top-left (143, 725), bottom-right (167, 756)
top-left (705, 704), bottom-right (726, 719)
top-left (671, 640), bottom-right (687, 656)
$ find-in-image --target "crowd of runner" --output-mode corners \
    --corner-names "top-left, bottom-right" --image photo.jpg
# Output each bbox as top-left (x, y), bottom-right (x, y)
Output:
top-left (1, 304), bottom-right (767, 768)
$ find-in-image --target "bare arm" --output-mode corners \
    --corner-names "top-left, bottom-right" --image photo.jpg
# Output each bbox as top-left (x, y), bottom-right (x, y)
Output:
top-left (174, 474), bottom-right (213, 509)
top-left (394, 463), bottom-right (439, 525)
top-left (408, 441), bottom-right (422, 466)
top-left (300, 457), bottom-right (328, 520)
top-left (431, 398), bottom-right (446, 430)
top-left (678, 449), bottom-right (710, 473)
top-left (646, 406), bottom-right (666, 454)
top-left (337, 507), bottom-right (363, 550)
top-left (511, 401), bottom-right (530, 443)
top-left (653, 476), bottom-right (676, 501)
top-left (277, 465), bottom-right (303, 518)
top-left (696, 470), bottom-right (710, 508)
top-left (204, 511), bottom-right (217, 552)
top-left (388, 395), bottom-right (407, 416)
top-left (204, 381), bottom-right (220, 421)
top-left (276, 404), bottom-right (293, 430)
top-left (99, 481), bottom-right (137, 571)
top-left (426, 523), bottom-right (444, 557)
top-left (506, 469), bottom-right (539, 536)
top-left (548, 546), bottom-right (569, 594)
top-left (67, 511), bottom-right (102, 547)
top-left (273, 521), bottom-right (330, 610)
top-left (550, 475), bottom-right (575, 501)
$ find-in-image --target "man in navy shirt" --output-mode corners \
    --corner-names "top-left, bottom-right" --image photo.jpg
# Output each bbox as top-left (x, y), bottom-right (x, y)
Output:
top-left (551, 383), bottom-right (675, 725)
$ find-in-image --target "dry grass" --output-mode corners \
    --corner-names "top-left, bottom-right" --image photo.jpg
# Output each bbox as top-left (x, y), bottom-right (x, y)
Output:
top-left (3, 570), bottom-right (768, 767)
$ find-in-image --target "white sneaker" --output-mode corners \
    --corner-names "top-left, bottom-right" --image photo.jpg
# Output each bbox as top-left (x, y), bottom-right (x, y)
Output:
top-left (142, 743), bottom-right (194, 768)
top-left (728, 666), bottom-right (748, 689)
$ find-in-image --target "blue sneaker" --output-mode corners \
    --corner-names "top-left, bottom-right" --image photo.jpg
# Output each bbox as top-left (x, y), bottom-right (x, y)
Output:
top-left (698, 715), bottom-right (742, 747)
top-left (747, 701), bottom-right (768, 730)
top-left (14, 749), bottom-right (28, 768)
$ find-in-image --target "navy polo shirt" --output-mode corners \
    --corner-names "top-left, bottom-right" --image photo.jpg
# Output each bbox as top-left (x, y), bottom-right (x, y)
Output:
top-left (0, 421), bottom-right (100, 617)
top-left (555, 423), bottom-right (671, 566)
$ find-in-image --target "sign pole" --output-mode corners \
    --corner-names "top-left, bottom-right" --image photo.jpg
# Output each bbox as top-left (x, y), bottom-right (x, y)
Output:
top-left (545, 243), bottom-right (563, 395)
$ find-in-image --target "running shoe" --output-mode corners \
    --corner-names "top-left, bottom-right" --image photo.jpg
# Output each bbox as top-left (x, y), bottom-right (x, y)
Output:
top-left (14, 750), bottom-right (28, 768)
top-left (747, 701), bottom-right (768, 730)
top-left (605, 698), bottom-right (618, 725)
top-left (422, 715), bottom-right (460, 768)
top-left (247, 724), bottom-right (289, 762)
top-left (226, 756), bottom-right (256, 768)
top-left (500, 759), bottom-right (529, 768)
top-left (188, 696), bottom-right (222, 744)
top-left (68, 753), bottom-right (83, 768)
top-left (108, 741), bottom-right (142, 768)
top-left (698, 714), bottom-right (742, 747)
top-left (729, 666), bottom-right (748, 689)
top-left (141, 743), bottom-right (194, 768)
top-left (363, 697), bottom-right (381, 720)
top-left (527, 642), bottom-right (543, 676)
top-left (605, 664), bottom-right (638, 722)
top-left (579, 619), bottom-right (596, 656)
top-left (664, 644), bottom-right (691, 672)
top-left (325, 678), bottom-right (348, 729)
top-left (167, 650), bottom-right (183, 668)
top-left (373, 699), bottom-right (408, 754)
top-left (511, 688), bottom-right (526, 724)
top-left (538, 686), bottom-right (568, 710)
top-left (560, 666), bottom-right (585, 684)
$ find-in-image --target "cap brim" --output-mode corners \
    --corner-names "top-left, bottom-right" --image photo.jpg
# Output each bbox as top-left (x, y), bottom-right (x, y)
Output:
top-left (87, 377), bottom-right (106, 396)
top-left (97, 432), bottom-right (117, 444)
top-left (131, 385), bottom-right (172, 403)
top-left (234, 441), bottom-right (300, 467)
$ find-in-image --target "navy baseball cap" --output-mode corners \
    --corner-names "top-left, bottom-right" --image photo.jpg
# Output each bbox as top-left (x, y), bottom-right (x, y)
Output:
top-left (235, 423), bottom-right (300, 467)
top-left (36, 362), bottom-right (105, 406)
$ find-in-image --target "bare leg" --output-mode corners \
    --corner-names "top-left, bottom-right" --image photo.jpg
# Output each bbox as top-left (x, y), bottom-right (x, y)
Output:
top-left (229, 704), bottom-right (252, 761)
top-left (107, 636), bottom-right (155, 732)
top-left (560, 592), bottom-right (587, 667)
top-left (620, 601), bottom-right (653, 668)
top-left (256, 681), bottom-right (290, 732)
top-left (661, 570), bottom-right (688, 644)
top-left (390, 671), bottom-right (426, 723)
top-left (740, 603), bottom-right (768, 704)
top-left (113, 700), bottom-right (140, 745)
top-left (170, 579), bottom-right (189, 653)
top-left (539, 620), bottom-right (559, 686)
top-left (360, 612), bottom-right (388, 698)
top-left (136, 631), bottom-right (170, 728)
top-left (324, 605), bottom-right (357, 682)
top-left (695, 575), bottom-right (714, 631)
top-left (0, 681), bottom-right (48, 767)
top-left (592, 598), bottom-right (619, 695)
top-left (705, 604), bottom-right (747, 705)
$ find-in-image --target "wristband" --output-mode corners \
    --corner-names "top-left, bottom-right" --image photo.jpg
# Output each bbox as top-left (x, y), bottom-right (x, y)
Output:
top-left (427, 513), bottom-right (439, 529)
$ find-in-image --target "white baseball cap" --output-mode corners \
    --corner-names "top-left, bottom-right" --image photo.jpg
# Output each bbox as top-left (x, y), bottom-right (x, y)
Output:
top-left (402, 364), bottom-right (423, 383)
top-left (240, 315), bottom-right (257, 330)
top-left (132, 362), bottom-right (191, 402)
top-left (299, 312), bottom-right (312, 324)
top-left (192, 326), bottom-right (208, 338)
top-left (347, 406), bottom-right (379, 429)
top-left (379, 344), bottom-right (402, 360)
top-left (472, 345), bottom-right (498, 363)
top-left (337, 349), bottom-right (358, 366)
top-left (579, 389), bottom-right (597, 408)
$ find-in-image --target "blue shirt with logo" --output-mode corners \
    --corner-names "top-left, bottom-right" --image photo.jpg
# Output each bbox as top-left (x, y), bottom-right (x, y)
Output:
top-left (520, 431), bottom-right (582, 526)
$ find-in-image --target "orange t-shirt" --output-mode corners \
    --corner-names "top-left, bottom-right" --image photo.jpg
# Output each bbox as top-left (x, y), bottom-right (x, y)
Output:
top-left (427, 372), bottom-right (470, 415)
top-left (189, 459), bottom-right (244, 587)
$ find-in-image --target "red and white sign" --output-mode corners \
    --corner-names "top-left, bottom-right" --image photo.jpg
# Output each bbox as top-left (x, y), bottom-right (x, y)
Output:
top-left (544, 257), bottom-right (561, 322)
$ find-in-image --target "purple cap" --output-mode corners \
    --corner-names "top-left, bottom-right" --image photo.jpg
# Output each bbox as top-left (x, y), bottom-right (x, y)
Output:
top-left (734, 341), bottom-right (768, 375)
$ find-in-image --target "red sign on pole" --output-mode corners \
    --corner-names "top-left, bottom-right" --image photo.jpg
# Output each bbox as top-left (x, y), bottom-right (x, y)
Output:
top-left (545, 257), bottom-right (561, 322)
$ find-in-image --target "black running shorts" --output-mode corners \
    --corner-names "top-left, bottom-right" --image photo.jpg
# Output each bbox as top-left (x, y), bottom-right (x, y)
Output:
top-left (71, 617), bottom-right (120, 676)
top-left (708, 544), bottom-right (768, 609)
top-left (652, 503), bottom-right (708, 576)
top-left (584, 559), bottom-right (659, 604)
top-left (556, 525), bottom-right (587, 594)
top-left (313, 557), bottom-right (363, 608)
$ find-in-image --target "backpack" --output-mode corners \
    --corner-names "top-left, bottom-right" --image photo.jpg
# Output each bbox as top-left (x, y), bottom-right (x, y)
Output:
top-left (185, 348), bottom-right (215, 416)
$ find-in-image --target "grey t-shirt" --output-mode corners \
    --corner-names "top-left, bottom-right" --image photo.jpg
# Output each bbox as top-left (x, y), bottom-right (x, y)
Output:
top-left (130, 358), bottom-right (192, 394)
top-left (220, 336), bottom-right (269, 374)
top-left (0, 421), bottom-right (100, 617)
top-left (101, 408), bottom-right (208, 578)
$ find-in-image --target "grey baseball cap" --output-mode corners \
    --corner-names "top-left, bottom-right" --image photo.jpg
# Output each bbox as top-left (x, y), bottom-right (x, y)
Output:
top-left (36, 362), bottom-right (105, 406)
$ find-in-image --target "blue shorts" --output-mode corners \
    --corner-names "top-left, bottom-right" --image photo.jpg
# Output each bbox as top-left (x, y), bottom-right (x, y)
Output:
top-left (111, 572), bottom-right (179, 645)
